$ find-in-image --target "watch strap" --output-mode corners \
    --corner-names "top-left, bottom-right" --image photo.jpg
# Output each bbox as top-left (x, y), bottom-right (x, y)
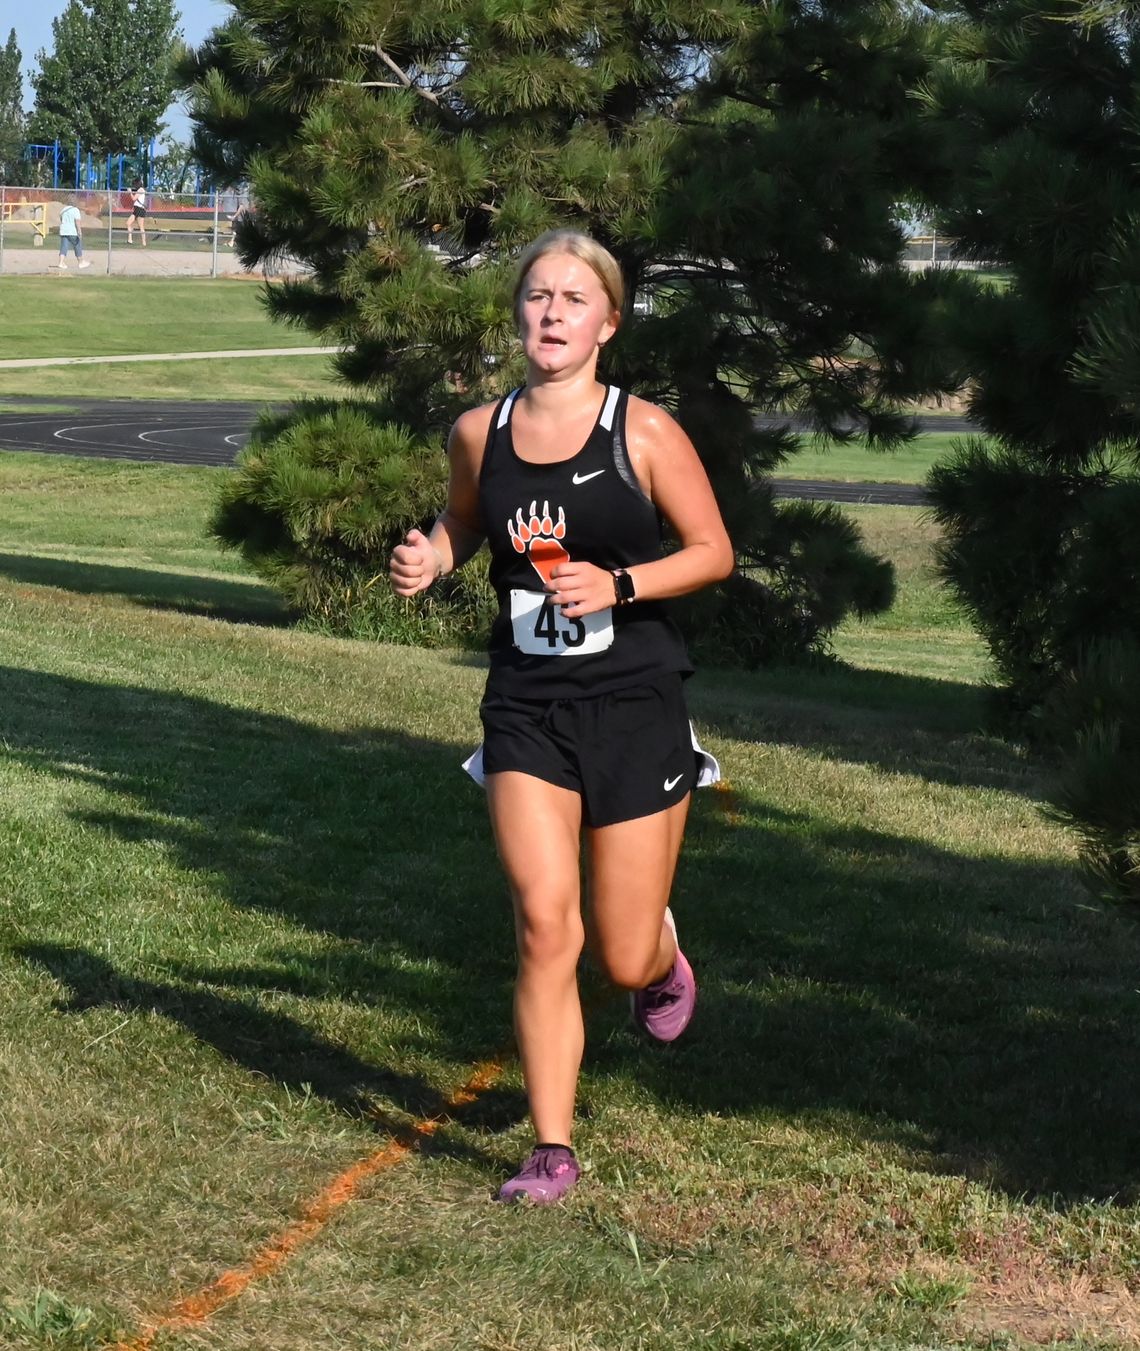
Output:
top-left (612, 568), bottom-right (635, 606)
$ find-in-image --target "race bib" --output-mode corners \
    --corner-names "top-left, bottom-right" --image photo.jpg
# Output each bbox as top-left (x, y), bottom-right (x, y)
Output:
top-left (509, 589), bottom-right (614, 656)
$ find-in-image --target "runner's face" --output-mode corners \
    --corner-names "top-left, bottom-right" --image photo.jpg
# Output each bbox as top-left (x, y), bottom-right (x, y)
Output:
top-left (518, 254), bottom-right (619, 377)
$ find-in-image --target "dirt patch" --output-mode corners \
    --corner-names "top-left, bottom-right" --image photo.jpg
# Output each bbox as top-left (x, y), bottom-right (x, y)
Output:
top-left (600, 1142), bottom-right (1138, 1347)
top-left (961, 1282), bottom-right (1140, 1346)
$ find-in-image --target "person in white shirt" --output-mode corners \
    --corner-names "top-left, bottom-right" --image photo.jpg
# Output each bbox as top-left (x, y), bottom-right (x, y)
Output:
top-left (56, 201), bottom-right (91, 270)
top-left (126, 180), bottom-right (148, 246)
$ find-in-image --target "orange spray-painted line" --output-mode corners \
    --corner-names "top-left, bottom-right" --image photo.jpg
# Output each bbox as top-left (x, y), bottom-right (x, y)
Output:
top-left (712, 777), bottom-right (743, 827)
top-left (108, 1058), bottom-right (504, 1351)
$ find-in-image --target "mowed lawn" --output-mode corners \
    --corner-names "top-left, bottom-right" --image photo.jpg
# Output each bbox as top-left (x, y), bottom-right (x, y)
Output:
top-left (1, 455), bottom-right (1139, 1351)
top-left (0, 277), bottom-right (341, 402)
top-left (772, 433), bottom-right (959, 486)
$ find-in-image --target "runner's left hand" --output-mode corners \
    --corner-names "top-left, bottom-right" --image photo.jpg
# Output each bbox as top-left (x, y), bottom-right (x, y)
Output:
top-left (547, 561), bottom-right (617, 617)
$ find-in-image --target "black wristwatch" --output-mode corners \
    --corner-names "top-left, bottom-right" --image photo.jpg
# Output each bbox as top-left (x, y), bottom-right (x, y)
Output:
top-left (612, 568), bottom-right (636, 606)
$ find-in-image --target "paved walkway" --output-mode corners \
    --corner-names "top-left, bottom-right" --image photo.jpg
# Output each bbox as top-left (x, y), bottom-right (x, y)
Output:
top-left (0, 347), bottom-right (337, 370)
top-left (0, 245), bottom-right (305, 278)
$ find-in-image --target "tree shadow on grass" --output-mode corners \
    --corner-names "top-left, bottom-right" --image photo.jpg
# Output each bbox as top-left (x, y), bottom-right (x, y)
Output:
top-left (0, 550), bottom-right (287, 626)
top-left (1, 664), bottom-right (1137, 1205)
top-left (16, 942), bottom-right (523, 1164)
top-left (686, 662), bottom-right (1046, 802)
top-left (598, 784), bottom-right (1140, 1206)
top-left (0, 661), bottom-right (523, 1152)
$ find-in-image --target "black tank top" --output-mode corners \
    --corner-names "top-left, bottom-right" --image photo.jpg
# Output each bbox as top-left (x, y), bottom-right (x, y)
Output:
top-left (478, 385), bottom-right (692, 698)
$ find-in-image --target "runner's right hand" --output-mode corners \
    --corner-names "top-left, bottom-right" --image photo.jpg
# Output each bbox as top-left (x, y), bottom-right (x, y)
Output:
top-left (389, 528), bottom-right (439, 596)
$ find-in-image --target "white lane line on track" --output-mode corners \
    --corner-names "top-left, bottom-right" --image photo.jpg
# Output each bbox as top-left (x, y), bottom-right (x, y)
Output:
top-left (0, 347), bottom-right (336, 370)
top-left (136, 424), bottom-right (246, 446)
top-left (0, 417), bottom-right (98, 439)
top-left (223, 433), bottom-right (249, 446)
top-left (0, 414), bottom-right (243, 459)
top-left (48, 422), bottom-right (219, 456)
top-left (49, 421), bottom-right (239, 444)
top-left (0, 417), bottom-right (77, 426)
top-left (53, 421), bottom-right (165, 447)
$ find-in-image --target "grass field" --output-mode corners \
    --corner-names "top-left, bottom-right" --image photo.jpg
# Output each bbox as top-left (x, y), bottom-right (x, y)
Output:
top-left (1, 451), bottom-right (1138, 1350)
top-left (0, 278), bottom-right (323, 360)
top-left (0, 353), bottom-right (340, 402)
top-left (772, 434), bottom-right (959, 486)
top-left (0, 278), bottom-right (958, 484)
top-left (0, 215), bottom-right (232, 255)
top-left (0, 278), bottom-right (340, 402)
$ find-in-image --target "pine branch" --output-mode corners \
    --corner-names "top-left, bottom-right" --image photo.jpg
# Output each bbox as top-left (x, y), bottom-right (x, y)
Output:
top-left (355, 44), bottom-right (463, 127)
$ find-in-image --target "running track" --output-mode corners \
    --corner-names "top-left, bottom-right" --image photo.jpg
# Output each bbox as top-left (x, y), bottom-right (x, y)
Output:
top-left (0, 399), bottom-right (972, 505)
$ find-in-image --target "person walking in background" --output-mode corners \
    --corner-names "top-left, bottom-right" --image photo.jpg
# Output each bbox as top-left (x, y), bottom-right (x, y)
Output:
top-left (56, 199), bottom-right (91, 270)
top-left (126, 180), bottom-right (148, 246)
top-left (227, 199), bottom-right (251, 248)
top-left (390, 230), bottom-right (733, 1205)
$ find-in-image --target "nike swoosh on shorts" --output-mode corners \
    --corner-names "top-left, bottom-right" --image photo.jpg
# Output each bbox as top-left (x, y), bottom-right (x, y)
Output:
top-left (571, 469), bottom-right (606, 485)
top-left (663, 774), bottom-right (684, 792)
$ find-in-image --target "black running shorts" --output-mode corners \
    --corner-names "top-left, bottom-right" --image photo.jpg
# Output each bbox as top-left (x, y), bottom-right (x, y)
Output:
top-left (479, 673), bottom-right (697, 827)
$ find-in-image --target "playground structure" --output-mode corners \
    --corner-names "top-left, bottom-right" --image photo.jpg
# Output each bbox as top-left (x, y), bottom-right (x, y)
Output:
top-left (21, 138), bottom-right (221, 206)
top-left (0, 200), bottom-right (47, 245)
top-left (23, 137), bottom-right (158, 193)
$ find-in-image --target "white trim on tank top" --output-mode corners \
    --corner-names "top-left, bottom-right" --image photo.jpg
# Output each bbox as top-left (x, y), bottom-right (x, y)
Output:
top-left (496, 386), bottom-right (618, 432)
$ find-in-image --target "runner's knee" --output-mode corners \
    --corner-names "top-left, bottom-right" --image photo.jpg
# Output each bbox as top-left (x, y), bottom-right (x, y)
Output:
top-left (592, 939), bottom-right (662, 991)
top-left (515, 901), bottom-right (584, 970)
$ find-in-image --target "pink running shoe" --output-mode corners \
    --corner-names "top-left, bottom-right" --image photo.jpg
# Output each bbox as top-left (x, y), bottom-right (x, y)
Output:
top-left (497, 1145), bottom-right (580, 1204)
top-left (631, 908), bottom-right (697, 1042)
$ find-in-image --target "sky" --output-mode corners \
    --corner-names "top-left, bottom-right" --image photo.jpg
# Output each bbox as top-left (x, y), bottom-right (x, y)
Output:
top-left (3, 0), bottom-right (232, 140)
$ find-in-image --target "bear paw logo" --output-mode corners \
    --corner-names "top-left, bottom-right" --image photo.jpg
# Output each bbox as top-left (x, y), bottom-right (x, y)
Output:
top-left (508, 500), bottom-right (569, 588)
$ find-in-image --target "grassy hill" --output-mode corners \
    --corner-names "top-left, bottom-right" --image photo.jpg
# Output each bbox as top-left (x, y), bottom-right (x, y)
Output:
top-left (0, 451), bottom-right (1136, 1350)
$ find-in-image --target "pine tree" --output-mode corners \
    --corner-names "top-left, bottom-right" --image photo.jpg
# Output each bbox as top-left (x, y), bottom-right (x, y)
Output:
top-left (0, 29), bottom-right (24, 182)
top-left (30, 0), bottom-right (182, 156)
top-left (920, 1), bottom-right (1140, 710)
top-left (186, 0), bottom-right (948, 662)
top-left (921, 2), bottom-right (1140, 898)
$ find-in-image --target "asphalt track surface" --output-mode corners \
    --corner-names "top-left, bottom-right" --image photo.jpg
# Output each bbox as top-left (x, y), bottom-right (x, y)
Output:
top-left (0, 399), bottom-right (970, 505)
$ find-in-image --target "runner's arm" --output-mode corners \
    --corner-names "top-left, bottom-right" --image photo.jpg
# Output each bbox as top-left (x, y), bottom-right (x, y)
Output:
top-left (389, 406), bottom-right (491, 595)
top-left (549, 398), bottom-right (733, 617)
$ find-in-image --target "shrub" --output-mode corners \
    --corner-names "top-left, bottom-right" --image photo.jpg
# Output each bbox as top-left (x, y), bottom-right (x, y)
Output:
top-left (211, 400), bottom-right (495, 648)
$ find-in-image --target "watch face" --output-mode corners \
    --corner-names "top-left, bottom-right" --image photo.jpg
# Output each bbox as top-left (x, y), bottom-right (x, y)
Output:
top-left (616, 569), bottom-right (635, 603)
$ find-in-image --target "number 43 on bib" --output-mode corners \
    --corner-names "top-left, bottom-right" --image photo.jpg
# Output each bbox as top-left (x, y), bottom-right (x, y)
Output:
top-left (509, 589), bottom-right (614, 657)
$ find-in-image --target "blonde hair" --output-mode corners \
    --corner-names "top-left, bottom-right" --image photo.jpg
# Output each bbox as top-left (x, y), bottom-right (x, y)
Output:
top-left (512, 230), bottom-right (625, 321)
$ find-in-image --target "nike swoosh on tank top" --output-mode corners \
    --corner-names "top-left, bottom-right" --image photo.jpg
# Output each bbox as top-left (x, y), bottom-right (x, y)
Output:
top-left (478, 385), bottom-right (692, 698)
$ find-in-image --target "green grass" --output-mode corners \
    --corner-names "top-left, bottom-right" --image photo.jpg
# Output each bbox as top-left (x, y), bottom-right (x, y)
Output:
top-left (0, 402), bottom-right (80, 414)
top-left (0, 277), bottom-right (341, 402)
top-left (0, 278), bottom-right (322, 360)
top-left (772, 432), bottom-right (961, 485)
top-left (1, 222), bottom-right (227, 254)
top-left (832, 505), bottom-right (987, 682)
top-left (1, 452), bottom-right (1138, 1351)
top-left (0, 453), bottom-right (283, 624)
top-left (0, 354), bottom-right (340, 402)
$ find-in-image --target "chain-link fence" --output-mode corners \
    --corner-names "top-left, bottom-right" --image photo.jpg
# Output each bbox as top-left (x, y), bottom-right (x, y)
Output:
top-left (0, 186), bottom-right (304, 277)
top-left (0, 192), bottom-right (993, 279)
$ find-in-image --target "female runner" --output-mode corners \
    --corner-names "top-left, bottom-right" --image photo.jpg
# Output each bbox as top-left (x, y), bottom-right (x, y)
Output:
top-left (390, 231), bottom-right (733, 1203)
top-left (126, 180), bottom-right (148, 246)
